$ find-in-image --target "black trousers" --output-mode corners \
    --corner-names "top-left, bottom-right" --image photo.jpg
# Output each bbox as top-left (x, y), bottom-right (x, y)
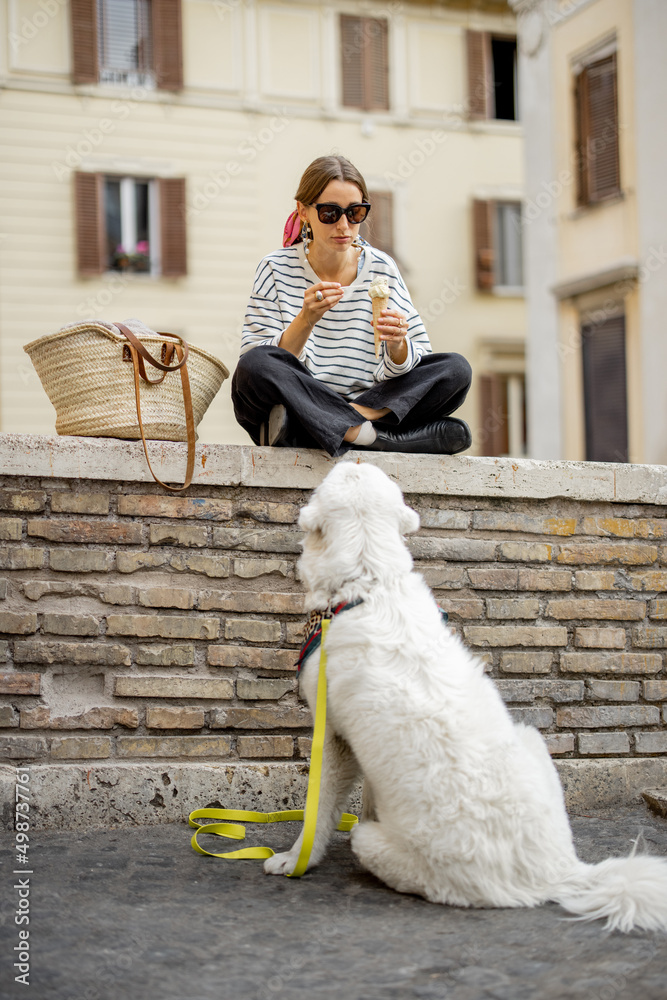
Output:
top-left (231, 345), bottom-right (472, 456)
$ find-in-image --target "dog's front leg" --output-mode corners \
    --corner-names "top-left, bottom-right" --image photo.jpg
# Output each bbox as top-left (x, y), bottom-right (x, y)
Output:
top-left (264, 730), bottom-right (360, 876)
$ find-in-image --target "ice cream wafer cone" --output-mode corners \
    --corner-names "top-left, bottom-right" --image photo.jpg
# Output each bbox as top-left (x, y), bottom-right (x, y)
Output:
top-left (368, 276), bottom-right (391, 358)
top-left (371, 296), bottom-right (389, 357)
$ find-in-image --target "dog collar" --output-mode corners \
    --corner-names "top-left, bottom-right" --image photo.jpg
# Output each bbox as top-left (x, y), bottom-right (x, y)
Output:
top-left (295, 601), bottom-right (448, 672)
top-left (296, 600), bottom-right (364, 673)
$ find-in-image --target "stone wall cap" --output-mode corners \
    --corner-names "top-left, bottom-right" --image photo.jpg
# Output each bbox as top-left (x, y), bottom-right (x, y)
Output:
top-left (1, 432), bottom-right (667, 502)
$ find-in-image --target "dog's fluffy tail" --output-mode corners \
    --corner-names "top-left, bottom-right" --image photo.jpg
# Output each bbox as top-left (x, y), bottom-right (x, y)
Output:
top-left (556, 852), bottom-right (667, 932)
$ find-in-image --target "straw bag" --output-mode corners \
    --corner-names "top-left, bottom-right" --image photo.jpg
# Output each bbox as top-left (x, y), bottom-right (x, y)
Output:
top-left (24, 319), bottom-right (229, 492)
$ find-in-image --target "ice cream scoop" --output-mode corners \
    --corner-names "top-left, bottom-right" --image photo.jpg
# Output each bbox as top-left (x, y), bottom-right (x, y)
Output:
top-left (368, 277), bottom-right (390, 357)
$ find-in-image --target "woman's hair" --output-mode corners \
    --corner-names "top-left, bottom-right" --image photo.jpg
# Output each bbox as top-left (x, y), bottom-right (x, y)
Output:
top-left (295, 155), bottom-right (369, 208)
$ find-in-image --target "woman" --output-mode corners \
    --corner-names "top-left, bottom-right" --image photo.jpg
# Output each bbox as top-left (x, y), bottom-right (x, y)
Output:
top-left (231, 155), bottom-right (472, 456)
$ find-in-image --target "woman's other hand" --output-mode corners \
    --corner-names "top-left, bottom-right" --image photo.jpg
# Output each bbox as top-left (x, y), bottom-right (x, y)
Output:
top-left (279, 282), bottom-right (344, 357)
top-left (375, 309), bottom-right (409, 365)
top-left (301, 282), bottom-right (344, 327)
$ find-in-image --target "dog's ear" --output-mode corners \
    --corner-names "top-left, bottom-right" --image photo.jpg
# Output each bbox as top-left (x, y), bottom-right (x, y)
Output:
top-left (399, 504), bottom-right (420, 535)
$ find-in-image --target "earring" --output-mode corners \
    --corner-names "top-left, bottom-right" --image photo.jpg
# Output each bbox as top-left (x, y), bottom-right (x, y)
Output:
top-left (302, 220), bottom-right (312, 256)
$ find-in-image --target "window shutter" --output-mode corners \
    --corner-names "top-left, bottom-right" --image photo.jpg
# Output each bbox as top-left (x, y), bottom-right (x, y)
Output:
top-left (582, 314), bottom-right (628, 462)
top-left (467, 30), bottom-right (490, 120)
top-left (574, 68), bottom-right (590, 205)
top-left (153, 0), bottom-right (183, 91)
top-left (361, 192), bottom-right (393, 256)
top-left (479, 374), bottom-right (508, 456)
top-left (340, 15), bottom-right (388, 111)
top-left (160, 177), bottom-right (187, 277)
top-left (575, 53), bottom-right (620, 205)
top-left (341, 15), bottom-right (363, 108)
top-left (473, 199), bottom-right (494, 291)
top-left (71, 0), bottom-right (98, 84)
top-left (586, 54), bottom-right (620, 201)
top-left (366, 18), bottom-right (389, 111)
top-left (74, 172), bottom-right (105, 276)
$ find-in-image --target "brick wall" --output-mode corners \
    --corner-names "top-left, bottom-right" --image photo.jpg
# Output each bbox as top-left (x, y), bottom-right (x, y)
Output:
top-left (1, 435), bottom-right (666, 827)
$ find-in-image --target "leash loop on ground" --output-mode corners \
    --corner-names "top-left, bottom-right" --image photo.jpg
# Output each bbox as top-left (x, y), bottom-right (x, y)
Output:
top-left (188, 619), bottom-right (358, 871)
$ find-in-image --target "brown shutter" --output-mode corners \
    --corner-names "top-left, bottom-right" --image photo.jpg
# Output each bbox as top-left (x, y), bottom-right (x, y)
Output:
top-left (341, 16), bottom-right (364, 108)
top-left (575, 53), bottom-right (620, 205)
top-left (340, 15), bottom-right (388, 111)
top-left (574, 68), bottom-right (590, 206)
top-left (582, 313), bottom-right (628, 462)
top-left (361, 192), bottom-right (393, 255)
top-left (366, 18), bottom-right (389, 111)
top-left (160, 177), bottom-right (187, 277)
top-left (467, 30), bottom-right (491, 120)
top-left (153, 0), bottom-right (183, 91)
top-left (479, 374), bottom-right (508, 456)
top-left (473, 199), bottom-right (494, 291)
top-left (71, 0), bottom-right (98, 84)
top-left (74, 172), bottom-right (106, 276)
top-left (586, 54), bottom-right (620, 201)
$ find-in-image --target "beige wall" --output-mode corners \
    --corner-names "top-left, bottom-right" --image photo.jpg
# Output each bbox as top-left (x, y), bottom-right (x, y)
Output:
top-left (0, 0), bottom-right (523, 452)
top-left (542, 0), bottom-right (643, 462)
top-left (552, 0), bottom-right (637, 277)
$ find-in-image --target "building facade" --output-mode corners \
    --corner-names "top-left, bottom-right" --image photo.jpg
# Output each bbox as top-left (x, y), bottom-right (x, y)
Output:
top-left (512, 0), bottom-right (667, 465)
top-left (1, 0), bottom-right (525, 453)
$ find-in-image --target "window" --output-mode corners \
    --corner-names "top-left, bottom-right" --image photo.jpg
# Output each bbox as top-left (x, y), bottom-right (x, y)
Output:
top-left (360, 191), bottom-right (394, 256)
top-left (581, 313), bottom-right (628, 462)
top-left (71, 0), bottom-right (183, 91)
top-left (98, 0), bottom-right (153, 86)
top-left (466, 31), bottom-right (518, 121)
top-left (574, 52), bottom-right (621, 206)
top-left (473, 199), bottom-right (523, 292)
top-left (478, 372), bottom-right (526, 457)
top-left (340, 15), bottom-right (389, 111)
top-left (74, 172), bottom-right (186, 277)
top-left (104, 177), bottom-right (155, 273)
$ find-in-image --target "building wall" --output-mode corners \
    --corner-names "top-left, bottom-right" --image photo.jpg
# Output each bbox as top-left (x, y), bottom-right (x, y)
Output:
top-left (1, 434), bottom-right (666, 828)
top-left (513, 0), bottom-right (560, 460)
top-left (515, 0), bottom-right (665, 465)
top-left (0, 0), bottom-right (524, 454)
top-left (552, 0), bottom-right (640, 461)
top-left (633, 0), bottom-right (667, 466)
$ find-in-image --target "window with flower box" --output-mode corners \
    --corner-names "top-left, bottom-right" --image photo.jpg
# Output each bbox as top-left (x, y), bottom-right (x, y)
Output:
top-left (104, 176), bottom-right (154, 273)
top-left (74, 172), bottom-right (187, 277)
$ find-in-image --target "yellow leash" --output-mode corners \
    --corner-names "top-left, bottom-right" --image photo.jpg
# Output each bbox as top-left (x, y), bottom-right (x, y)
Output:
top-left (188, 618), bottom-right (358, 875)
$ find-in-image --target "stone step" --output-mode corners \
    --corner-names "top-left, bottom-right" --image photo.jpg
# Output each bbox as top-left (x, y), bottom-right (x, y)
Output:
top-left (642, 787), bottom-right (667, 818)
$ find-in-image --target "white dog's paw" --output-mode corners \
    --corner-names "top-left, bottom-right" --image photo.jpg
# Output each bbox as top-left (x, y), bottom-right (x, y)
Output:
top-left (264, 851), bottom-right (298, 876)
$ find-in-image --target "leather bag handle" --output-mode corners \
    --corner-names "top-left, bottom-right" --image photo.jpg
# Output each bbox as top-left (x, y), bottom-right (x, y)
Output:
top-left (116, 322), bottom-right (189, 384)
top-left (115, 322), bottom-right (196, 493)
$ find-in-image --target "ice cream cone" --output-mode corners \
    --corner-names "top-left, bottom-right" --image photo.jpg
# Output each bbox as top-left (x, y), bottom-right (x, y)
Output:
top-left (371, 296), bottom-right (389, 357)
top-left (368, 276), bottom-right (391, 359)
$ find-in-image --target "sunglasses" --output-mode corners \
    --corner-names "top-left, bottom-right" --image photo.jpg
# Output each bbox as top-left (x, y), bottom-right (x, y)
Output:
top-left (313, 202), bottom-right (371, 225)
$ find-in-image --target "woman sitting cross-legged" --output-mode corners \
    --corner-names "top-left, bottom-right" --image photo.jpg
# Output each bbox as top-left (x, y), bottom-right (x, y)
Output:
top-left (231, 154), bottom-right (472, 457)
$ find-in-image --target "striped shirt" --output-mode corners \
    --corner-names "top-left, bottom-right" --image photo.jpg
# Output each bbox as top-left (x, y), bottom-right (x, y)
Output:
top-left (240, 240), bottom-right (432, 401)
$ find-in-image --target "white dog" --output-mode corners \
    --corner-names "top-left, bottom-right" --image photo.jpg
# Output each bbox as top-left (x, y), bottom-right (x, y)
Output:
top-left (265, 462), bottom-right (667, 932)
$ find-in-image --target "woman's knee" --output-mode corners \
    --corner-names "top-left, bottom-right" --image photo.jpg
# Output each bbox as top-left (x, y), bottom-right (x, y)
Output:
top-left (233, 344), bottom-right (290, 391)
top-left (447, 352), bottom-right (473, 389)
top-left (422, 352), bottom-right (472, 390)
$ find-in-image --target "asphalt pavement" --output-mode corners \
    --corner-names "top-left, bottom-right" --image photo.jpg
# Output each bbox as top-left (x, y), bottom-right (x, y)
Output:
top-left (1, 806), bottom-right (667, 1000)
